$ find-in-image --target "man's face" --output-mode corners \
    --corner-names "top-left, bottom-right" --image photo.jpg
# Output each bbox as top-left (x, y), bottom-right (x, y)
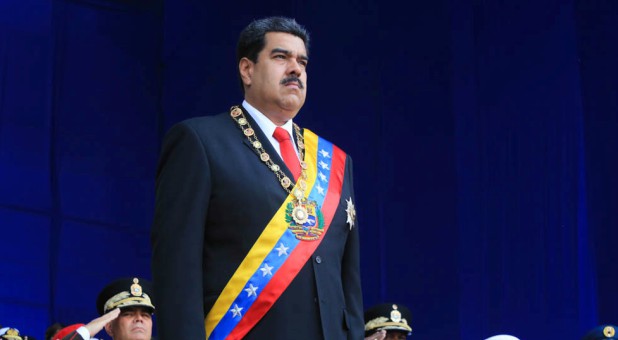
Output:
top-left (241, 31), bottom-right (308, 125)
top-left (385, 330), bottom-right (408, 340)
top-left (105, 307), bottom-right (152, 340)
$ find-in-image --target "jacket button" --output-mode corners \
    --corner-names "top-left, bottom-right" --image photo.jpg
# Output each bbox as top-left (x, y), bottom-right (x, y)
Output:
top-left (315, 256), bottom-right (322, 264)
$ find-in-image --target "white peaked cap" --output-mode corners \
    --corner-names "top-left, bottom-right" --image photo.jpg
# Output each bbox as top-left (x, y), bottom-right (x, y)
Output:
top-left (485, 335), bottom-right (520, 340)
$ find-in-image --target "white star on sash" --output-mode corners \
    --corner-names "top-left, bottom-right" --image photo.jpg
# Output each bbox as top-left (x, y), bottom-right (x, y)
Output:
top-left (275, 243), bottom-right (289, 256)
top-left (316, 184), bottom-right (325, 195)
top-left (230, 304), bottom-right (243, 318)
top-left (319, 160), bottom-right (330, 170)
top-left (319, 149), bottom-right (331, 158)
top-left (318, 172), bottom-right (327, 182)
top-left (260, 263), bottom-right (274, 276)
top-left (244, 284), bottom-right (258, 297)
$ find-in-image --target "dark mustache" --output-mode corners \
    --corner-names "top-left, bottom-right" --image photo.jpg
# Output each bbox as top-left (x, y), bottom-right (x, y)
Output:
top-left (281, 77), bottom-right (304, 89)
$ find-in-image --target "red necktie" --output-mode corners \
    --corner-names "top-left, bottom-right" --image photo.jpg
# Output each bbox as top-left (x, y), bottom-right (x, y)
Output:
top-left (273, 127), bottom-right (301, 181)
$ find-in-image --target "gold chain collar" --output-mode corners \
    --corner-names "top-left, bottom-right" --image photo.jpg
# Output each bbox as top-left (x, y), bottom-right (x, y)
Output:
top-left (230, 105), bottom-right (309, 199)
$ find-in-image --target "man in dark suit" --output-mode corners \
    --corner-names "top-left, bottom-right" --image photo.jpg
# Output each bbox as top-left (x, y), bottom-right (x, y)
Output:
top-left (151, 16), bottom-right (363, 339)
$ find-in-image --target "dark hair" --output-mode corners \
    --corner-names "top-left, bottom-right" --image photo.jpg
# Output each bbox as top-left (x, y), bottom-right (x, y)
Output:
top-left (45, 322), bottom-right (63, 340)
top-left (236, 16), bottom-right (310, 93)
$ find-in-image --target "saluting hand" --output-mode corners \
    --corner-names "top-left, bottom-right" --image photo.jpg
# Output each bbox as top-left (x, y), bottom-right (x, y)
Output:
top-left (84, 308), bottom-right (121, 338)
top-left (364, 329), bottom-right (386, 340)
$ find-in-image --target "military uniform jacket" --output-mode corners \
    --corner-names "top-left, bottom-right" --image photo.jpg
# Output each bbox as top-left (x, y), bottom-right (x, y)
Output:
top-left (151, 108), bottom-right (363, 340)
top-left (58, 332), bottom-right (84, 340)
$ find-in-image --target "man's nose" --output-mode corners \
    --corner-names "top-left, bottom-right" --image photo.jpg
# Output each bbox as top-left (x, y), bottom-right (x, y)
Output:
top-left (287, 59), bottom-right (302, 76)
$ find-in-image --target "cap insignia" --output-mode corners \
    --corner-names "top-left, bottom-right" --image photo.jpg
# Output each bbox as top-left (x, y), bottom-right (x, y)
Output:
top-left (7, 329), bottom-right (19, 336)
top-left (390, 304), bottom-right (402, 323)
top-left (131, 277), bottom-right (143, 296)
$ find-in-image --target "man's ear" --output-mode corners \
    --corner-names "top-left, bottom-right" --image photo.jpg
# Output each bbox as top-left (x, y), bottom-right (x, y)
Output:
top-left (239, 57), bottom-right (254, 87)
top-left (105, 321), bottom-right (114, 337)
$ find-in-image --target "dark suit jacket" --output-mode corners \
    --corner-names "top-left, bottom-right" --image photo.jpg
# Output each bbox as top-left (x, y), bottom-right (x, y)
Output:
top-left (151, 107), bottom-right (363, 339)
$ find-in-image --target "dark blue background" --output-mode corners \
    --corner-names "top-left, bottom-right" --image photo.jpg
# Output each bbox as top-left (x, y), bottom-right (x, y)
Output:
top-left (1, 0), bottom-right (616, 339)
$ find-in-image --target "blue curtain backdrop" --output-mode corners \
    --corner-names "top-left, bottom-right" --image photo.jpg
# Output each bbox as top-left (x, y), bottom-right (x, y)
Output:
top-left (0, 0), bottom-right (616, 339)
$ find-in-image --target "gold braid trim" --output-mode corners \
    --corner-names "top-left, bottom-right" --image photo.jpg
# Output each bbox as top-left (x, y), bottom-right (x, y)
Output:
top-left (364, 317), bottom-right (412, 332)
top-left (103, 292), bottom-right (154, 313)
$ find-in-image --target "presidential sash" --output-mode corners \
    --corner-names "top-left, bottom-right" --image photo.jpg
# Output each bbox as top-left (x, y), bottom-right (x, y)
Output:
top-left (204, 128), bottom-right (346, 339)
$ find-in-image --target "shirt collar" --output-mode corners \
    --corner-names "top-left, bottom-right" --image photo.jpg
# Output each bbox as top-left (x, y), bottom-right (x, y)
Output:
top-left (242, 100), bottom-right (295, 140)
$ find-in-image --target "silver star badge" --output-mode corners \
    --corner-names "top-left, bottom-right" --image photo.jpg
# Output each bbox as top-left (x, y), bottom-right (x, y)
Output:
top-left (345, 197), bottom-right (356, 230)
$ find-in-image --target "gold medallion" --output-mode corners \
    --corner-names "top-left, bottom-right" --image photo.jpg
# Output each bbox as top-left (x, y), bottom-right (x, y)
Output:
top-left (231, 107), bottom-right (242, 117)
top-left (243, 128), bottom-right (254, 136)
top-left (292, 205), bottom-right (309, 224)
top-left (285, 200), bottom-right (325, 241)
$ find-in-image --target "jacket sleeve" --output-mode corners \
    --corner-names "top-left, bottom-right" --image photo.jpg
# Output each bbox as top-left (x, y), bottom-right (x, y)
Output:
top-left (151, 121), bottom-right (211, 340)
top-left (60, 331), bottom-right (86, 340)
top-left (341, 156), bottom-right (365, 339)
